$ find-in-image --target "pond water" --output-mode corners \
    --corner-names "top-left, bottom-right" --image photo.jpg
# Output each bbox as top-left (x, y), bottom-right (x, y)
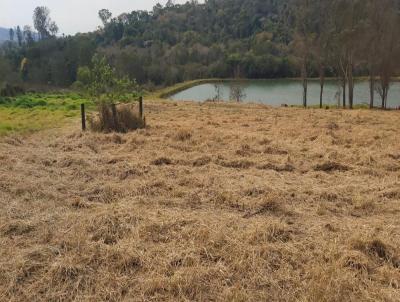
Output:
top-left (169, 79), bottom-right (400, 108)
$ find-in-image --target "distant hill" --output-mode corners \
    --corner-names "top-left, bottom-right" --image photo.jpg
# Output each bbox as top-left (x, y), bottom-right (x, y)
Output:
top-left (0, 26), bottom-right (39, 44)
top-left (0, 27), bottom-right (10, 42)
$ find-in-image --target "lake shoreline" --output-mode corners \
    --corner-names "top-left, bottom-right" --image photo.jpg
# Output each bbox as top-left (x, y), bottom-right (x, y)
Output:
top-left (156, 77), bottom-right (400, 100)
top-left (164, 79), bottom-right (400, 109)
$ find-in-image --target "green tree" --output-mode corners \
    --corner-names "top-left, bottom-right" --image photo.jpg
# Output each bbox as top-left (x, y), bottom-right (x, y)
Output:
top-left (83, 54), bottom-right (138, 103)
top-left (23, 26), bottom-right (34, 46)
top-left (82, 54), bottom-right (143, 132)
top-left (76, 66), bottom-right (91, 86)
top-left (16, 26), bottom-right (23, 46)
top-left (33, 6), bottom-right (58, 40)
top-left (0, 57), bottom-right (12, 85)
top-left (98, 9), bottom-right (112, 26)
top-left (9, 28), bottom-right (14, 42)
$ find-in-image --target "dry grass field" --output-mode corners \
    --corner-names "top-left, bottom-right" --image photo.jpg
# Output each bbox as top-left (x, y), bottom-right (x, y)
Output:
top-left (0, 100), bottom-right (399, 301)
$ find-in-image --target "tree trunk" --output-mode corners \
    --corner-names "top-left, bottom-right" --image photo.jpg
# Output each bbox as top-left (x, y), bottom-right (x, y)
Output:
top-left (319, 65), bottom-right (325, 109)
top-left (379, 78), bottom-right (388, 109)
top-left (381, 91), bottom-right (385, 109)
top-left (303, 78), bottom-right (308, 108)
top-left (369, 74), bottom-right (374, 109)
top-left (301, 59), bottom-right (308, 108)
top-left (320, 84), bottom-right (324, 109)
top-left (384, 91), bottom-right (387, 109)
top-left (339, 59), bottom-right (348, 109)
top-left (348, 65), bottom-right (354, 109)
top-left (385, 90), bottom-right (388, 109)
top-left (342, 79), bottom-right (346, 108)
top-left (381, 87), bottom-right (388, 109)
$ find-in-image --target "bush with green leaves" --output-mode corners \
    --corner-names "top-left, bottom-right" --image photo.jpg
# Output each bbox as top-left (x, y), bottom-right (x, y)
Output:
top-left (78, 54), bottom-right (140, 103)
top-left (78, 54), bottom-right (143, 133)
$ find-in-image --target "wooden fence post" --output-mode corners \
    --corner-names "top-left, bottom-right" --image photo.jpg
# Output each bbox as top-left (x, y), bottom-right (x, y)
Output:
top-left (139, 96), bottom-right (144, 120)
top-left (111, 103), bottom-right (119, 131)
top-left (81, 104), bottom-right (86, 131)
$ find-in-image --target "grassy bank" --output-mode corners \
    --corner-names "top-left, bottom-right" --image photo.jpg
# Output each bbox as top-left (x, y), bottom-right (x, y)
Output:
top-left (0, 93), bottom-right (93, 136)
top-left (151, 79), bottom-right (226, 99)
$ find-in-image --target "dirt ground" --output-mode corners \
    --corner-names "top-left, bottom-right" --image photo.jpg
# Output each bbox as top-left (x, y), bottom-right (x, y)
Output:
top-left (0, 100), bottom-right (399, 301)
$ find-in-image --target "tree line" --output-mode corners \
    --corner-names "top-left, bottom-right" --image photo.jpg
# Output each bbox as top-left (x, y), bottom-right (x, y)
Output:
top-left (292, 0), bottom-right (400, 109)
top-left (6, 7), bottom-right (57, 47)
top-left (0, 0), bottom-right (399, 109)
top-left (0, 1), bottom-right (302, 89)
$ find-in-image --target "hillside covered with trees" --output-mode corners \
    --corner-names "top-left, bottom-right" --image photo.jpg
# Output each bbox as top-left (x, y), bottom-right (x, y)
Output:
top-left (0, 0), bottom-right (399, 108)
top-left (0, 0), bottom-right (294, 88)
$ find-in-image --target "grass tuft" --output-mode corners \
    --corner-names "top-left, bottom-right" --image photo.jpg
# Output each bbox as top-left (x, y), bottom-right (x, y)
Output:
top-left (89, 103), bottom-right (145, 133)
top-left (174, 129), bottom-right (192, 141)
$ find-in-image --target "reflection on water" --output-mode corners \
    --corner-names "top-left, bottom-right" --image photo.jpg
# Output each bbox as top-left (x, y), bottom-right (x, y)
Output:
top-left (169, 80), bottom-right (400, 108)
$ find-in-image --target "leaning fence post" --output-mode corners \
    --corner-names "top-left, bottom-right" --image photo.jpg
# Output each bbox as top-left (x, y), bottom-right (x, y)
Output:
top-left (139, 96), bottom-right (144, 120)
top-left (81, 103), bottom-right (86, 131)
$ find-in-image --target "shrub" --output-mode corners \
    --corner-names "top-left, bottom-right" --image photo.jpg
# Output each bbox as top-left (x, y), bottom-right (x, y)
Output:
top-left (70, 81), bottom-right (85, 92)
top-left (0, 83), bottom-right (25, 97)
top-left (80, 54), bottom-right (142, 133)
top-left (14, 97), bottom-right (47, 108)
top-left (88, 103), bottom-right (144, 133)
top-left (229, 82), bottom-right (246, 102)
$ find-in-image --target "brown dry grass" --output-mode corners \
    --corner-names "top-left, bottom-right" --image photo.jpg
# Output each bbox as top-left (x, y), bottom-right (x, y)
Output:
top-left (89, 103), bottom-right (145, 133)
top-left (0, 100), bottom-right (399, 301)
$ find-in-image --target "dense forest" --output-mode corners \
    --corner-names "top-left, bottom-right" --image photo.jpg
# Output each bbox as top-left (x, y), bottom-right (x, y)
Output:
top-left (0, 0), bottom-right (295, 88)
top-left (0, 0), bottom-right (399, 107)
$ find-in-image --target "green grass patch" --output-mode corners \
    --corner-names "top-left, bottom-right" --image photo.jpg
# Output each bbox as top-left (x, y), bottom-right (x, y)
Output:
top-left (0, 93), bottom-right (93, 110)
top-left (0, 93), bottom-right (93, 136)
top-left (0, 107), bottom-right (79, 136)
top-left (0, 92), bottom-right (143, 136)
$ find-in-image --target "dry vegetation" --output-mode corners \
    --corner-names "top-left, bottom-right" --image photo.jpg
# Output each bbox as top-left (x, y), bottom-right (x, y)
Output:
top-left (0, 100), bottom-right (399, 301)
top-left (88, 103), bottom-right (145, 133)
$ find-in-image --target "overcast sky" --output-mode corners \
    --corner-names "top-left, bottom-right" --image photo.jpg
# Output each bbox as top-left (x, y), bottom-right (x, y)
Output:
top-left (0, 0), bottom-right (189, 35)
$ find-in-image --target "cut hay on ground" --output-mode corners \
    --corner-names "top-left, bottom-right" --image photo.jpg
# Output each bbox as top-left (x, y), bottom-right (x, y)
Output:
top-left (0, 100), bottom-right (399, 301)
